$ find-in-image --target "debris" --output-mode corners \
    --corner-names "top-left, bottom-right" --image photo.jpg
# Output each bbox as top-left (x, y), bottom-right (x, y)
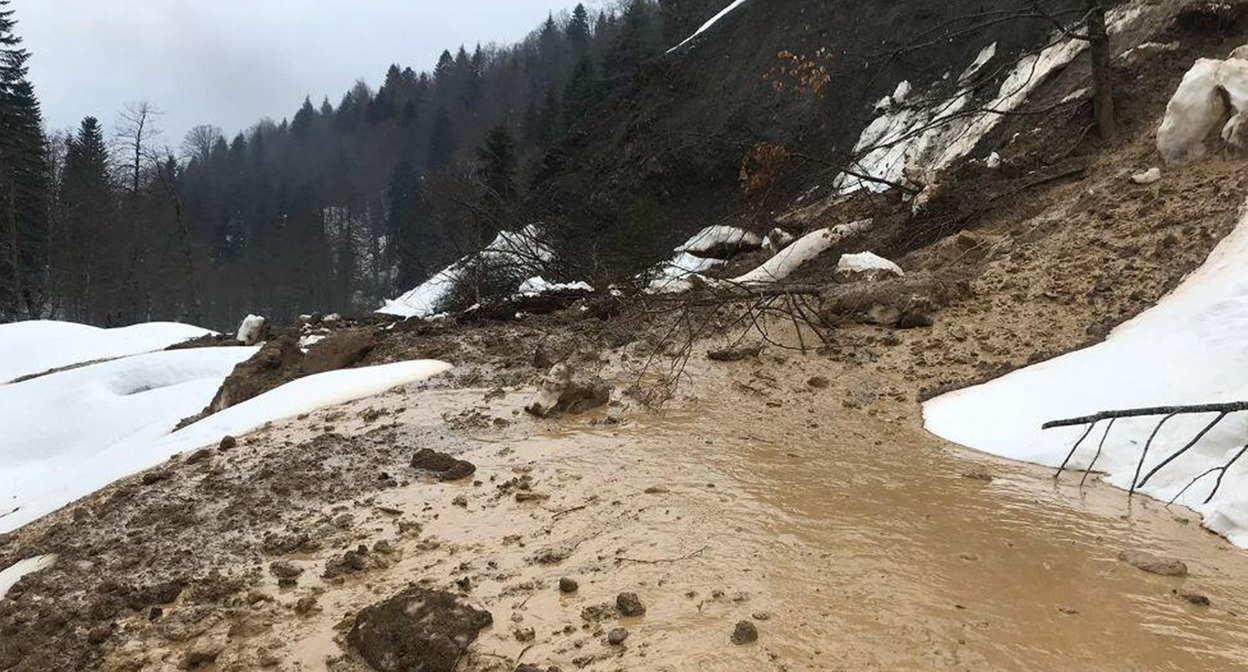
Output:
top-left (706, 345), bottom-right (762, 362)
top-left (411, 448), bottom-right (477, 482)
top-left (525, 364), bottom-right (612, 418)
top-left (607, 627), bottom-right (630, 646)
top-left (559, 577), bottom-right (579, 593)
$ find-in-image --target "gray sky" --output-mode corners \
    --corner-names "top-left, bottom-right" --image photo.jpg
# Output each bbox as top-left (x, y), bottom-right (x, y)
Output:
top-left (14, 0), bottom-right (597, 145)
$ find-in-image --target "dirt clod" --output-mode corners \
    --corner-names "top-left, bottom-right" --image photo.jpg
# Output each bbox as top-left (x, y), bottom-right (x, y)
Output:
top-left (616, 592), bottom-right (646, 617)
top-left (1118, 550), bottom-right (1188, 577)
top-left (411, 448), bottom-right (477, 481)
top-left (731, 619), bottom-right (759, 645)
top-left (559, 577), bottom-right (579, 593)
top-left (607, 627), bottom-right (629, 645)
top-left (347, 586), bottom-right (493, 672)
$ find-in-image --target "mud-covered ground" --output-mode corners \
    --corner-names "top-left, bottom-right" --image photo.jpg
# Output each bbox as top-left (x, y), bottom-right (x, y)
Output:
top-left (7, 6), bottom-right (1248, 672)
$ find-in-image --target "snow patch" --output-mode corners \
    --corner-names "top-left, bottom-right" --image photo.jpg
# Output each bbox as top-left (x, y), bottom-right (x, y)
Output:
top-left (674, 225), bottom-right (762, 255)
top-left (667, 0), bottom-right (750, 53)
top-left (645, 252), bottom-right (726, 294)
top-left (0, 346), bottom-right (451, 533)
top-left (730, 219), bottom-right (873, 286)
top-left (1157, 57), bottom-right (1248, 163)
top-left (835, 252), bottom-right (904, 281)
top-left (236, 314), bottom-right (266, 345)
top-left (379, 224), bottom-right (551, 318)
top-left (0, 554), bottom-right (56, 601)
top-left (517, 276), bottom-right (595, 296)
top-left (0, 320), bottom-right (214, 384)
top-left (923, 197), bottom-right (1248, 548)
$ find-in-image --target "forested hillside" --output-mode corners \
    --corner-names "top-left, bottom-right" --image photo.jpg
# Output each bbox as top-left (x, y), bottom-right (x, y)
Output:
top-left (0, 0), bottom-right (724, 328)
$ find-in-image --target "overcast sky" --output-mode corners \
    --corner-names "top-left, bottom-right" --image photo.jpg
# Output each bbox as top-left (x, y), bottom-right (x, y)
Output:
top-left (14, 0), bottom-right (600, 145)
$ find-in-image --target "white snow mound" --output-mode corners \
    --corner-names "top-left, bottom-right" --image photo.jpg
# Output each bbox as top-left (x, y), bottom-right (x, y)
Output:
top-left (0, 346), bottom-right (452, 533)
top-left (0, 320), bottom-right (215, 384)
top-left (236, 314), bottom-right (266, 345)
top-left (674, 225), bottom-right (762, 255)
top-left (517, 277), bottom-right (594, 296)
top-left (923, 197), bottom-right (1248, 548)
top-left (1157, 55), bottom-right (1248, 163)
top-left (731, 219), bottom-right (873, 286)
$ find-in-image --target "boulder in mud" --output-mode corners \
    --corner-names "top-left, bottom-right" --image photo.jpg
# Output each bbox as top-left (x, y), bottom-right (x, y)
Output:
top-left (1118, 550), bottom-right (1188, 577)
top-left (616, 592), bottom-right (646, 617)
top-left (411, 449), bottom-right (477, 481)
top-left (347, 586), bottom-right (492, 672)
top-left (525, 364), bottom-right (611, 418)
top-left (731, 619), bottom-right (759, 645)
top-left (301, 328), bottom-right (377, 375)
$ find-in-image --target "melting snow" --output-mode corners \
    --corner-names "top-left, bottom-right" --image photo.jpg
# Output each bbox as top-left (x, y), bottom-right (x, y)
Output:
top-left (0, 320), bottom-right (213, 383)
top-left (0, 555), bottom-right (57, 601)
top-left (645, 252), bottom-right (726, 294)
top-left (0, 340), bottom-right (452, 533)
top-left (924, 198), bottom-right (1248, 548)
top-left (674, 225), bottom-right (762, 255)
top-left (517, 277), bottom-right (594, 296)
top-left (730, 219), bottom-right (873, 286)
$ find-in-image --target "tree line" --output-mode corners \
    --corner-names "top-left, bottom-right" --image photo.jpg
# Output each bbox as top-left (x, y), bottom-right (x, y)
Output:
top-left (1, 0), bottom-right (709, 328)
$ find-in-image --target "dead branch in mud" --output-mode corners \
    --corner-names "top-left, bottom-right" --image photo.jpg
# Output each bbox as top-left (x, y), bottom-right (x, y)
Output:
top-left (1044, 401), bottom-right (1248, 504)
top-left (614, 545), bottom-right (709, 565)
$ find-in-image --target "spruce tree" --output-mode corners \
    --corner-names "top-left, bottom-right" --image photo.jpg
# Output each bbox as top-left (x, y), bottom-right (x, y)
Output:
top-left (476, 126), bottom-right (516, 201)
top-left (427, 105), bottom-right (455, 169)
top-left (568, 4), bottom-right (591, 48)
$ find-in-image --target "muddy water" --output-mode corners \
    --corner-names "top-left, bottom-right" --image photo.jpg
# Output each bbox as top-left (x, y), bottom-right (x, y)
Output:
top-left (273, 363), bottom-right (1248, 672)
top-left (455, 367), bottom-right (1248, 671)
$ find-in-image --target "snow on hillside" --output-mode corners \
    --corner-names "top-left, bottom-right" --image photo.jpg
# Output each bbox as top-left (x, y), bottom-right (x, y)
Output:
top-left (379, 224), bottom-right (551, 318)
top-left (836, 6), bottom-right (1143, 196)
top-left (0, 320), bottom-right (213, 383)
top-left (0, 344), bottom-right (452, 533)
top-left (667, 0), bottom-right (750, 53)
top-left (924, 197), bottom-right (1248, 548)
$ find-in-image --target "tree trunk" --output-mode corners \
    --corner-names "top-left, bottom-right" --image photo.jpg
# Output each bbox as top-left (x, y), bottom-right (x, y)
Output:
top-left (1086, 0), bottom-right (1115, 140)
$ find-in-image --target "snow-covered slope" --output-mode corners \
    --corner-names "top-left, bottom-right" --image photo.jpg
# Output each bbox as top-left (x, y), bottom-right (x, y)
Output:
top-left (0, 330), bottom-right (452, 533)
top-left (667, 0), bottom-right (750, 53)
top-left (924, 198), bottom-right (1248, 548)
top-left (0, 320), bottom-right (213, 383)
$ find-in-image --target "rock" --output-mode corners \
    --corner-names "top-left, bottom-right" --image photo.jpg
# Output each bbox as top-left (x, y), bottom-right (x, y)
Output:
top-left (269, 561), bottom-right (303, 580)
top-left (616, 592), bottom-right (646, 617)
top-left (219, 435), bottom-right (237, 451)
top-left (807, 376), bottom-right (830, 389)
top-left (185, 448), bottom-right (213, 464)
top-left (559, 577), bottom-right (579, 593)
top-left (140, 471), bottom-right (169, 486)
top-left (834, 252), bottom-right (904, 284)
top-left (411, 449), bottom-right (476, 481)
top-left (1118, 550), bottom-right (1188, 577)
top-left (730, 620), bottom-right (759, 645)
top-left (525, 364), bottom-right (612, 418)
top-left (607, 627), bottom-right (629, 646)
top-left (513, 626), bottom-right (535, 642)
top-left (762, 228), bottom-right (796, 253)
top-left (236, 314), bottom-right (267, 346)
top-left (985, 151), bottom-right (1002, 169)
top-left (302, 328), bottom-right (376, 375)
top-left (1131, 167), bottom-right (1162, 185)
top-left (347, 587), bottom-right (493, 672)
top-left (295, 596), bottom-right (319, 615)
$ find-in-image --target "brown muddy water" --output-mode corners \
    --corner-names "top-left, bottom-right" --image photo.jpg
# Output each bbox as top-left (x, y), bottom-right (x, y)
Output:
top-left (275, 357), bottom-right (1248, 672)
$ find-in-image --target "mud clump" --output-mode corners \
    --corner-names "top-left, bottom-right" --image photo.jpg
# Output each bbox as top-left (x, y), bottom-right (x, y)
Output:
top-left (607, 627), bottom-right (629, 645)
top-left (1118, 550), bottom-right (1188, 577)
top-left (411, 448), bottom-right (476, 481)
top-left (731, 619), bottom-right (759, 644)
top-left (706, 345), bottom-right (762, 362)
top-left (559, 577), bottom-right (579, 593)
top-left (525, 364), bottom-right (611, 418)
top-left (302, 328), bottom-right (376, 375)
top-left (347, 586), bottom-right (493, 672)
top-left (616, 592), bottom-right (646, 617)
top-left (204, 337), bottom-right (304, 416)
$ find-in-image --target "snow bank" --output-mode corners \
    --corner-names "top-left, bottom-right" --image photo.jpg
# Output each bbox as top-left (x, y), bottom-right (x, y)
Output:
top-left (674, 225), bottom-right (762, 255)
top-left (0, 347), bottom-right (452, 533)
top-left (517, 277), bottom-right (594, 297)
top-left (379, 224), bottom-right (551, 318)
top-left (0, 555), bottom-right (56, 601)
top-left (923, 198), bottom-right (1248, 548)
top-left (730, 219), bottom-right (872, 286)
top-left (0, 320), bottom-right (214, 383)
top-left (1157, 56), bottom-right (1248, 163)
top-left (667, 0), bottom-right (750, 53)
top-left (837, 7), bottom-right (1141, 196)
